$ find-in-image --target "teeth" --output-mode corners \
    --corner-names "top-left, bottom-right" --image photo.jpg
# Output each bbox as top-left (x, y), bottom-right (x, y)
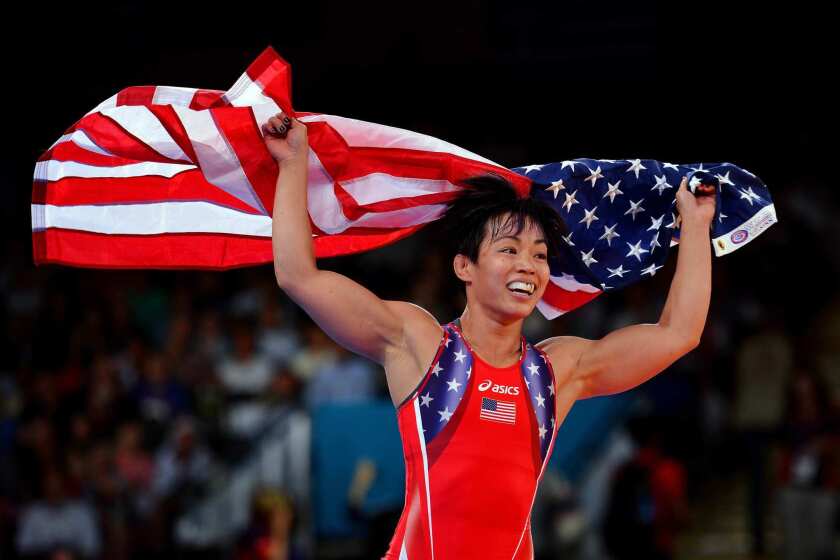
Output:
top-left (507, 281), bottom-right (535, 294)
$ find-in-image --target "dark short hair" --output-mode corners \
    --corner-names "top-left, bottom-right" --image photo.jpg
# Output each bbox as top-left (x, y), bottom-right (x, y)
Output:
top-left (441, 174), bottom-right (568, 264)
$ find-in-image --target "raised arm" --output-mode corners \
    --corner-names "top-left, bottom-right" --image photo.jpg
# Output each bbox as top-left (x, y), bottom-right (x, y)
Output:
top-left (539, 177), bottom-right (716, 399)
top-left (264, 113), bottom-right (437, 366)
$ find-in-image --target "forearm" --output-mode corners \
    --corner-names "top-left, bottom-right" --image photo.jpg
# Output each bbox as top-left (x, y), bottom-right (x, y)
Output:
top-left (657, 221), bottom-right (712, 345)
top-left (272, 156), bottom-right (317, 284)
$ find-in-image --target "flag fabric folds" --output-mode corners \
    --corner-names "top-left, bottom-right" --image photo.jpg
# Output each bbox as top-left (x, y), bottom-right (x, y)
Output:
top-left (31, 47), bottom-right (776, 319)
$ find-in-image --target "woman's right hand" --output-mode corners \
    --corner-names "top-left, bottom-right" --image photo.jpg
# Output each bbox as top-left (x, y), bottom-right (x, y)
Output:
top-left (262, 112), bottom-right (308, 165)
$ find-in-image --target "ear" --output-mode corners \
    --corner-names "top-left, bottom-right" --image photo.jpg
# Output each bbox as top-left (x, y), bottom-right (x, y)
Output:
top-left (453, 254), bottom-right (473, 284)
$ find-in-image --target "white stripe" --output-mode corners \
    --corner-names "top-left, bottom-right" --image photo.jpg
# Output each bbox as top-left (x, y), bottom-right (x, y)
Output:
top-left (549, 274), bottom-right (600, 293)
top-left (32, 202), bottom-right (271, 236)
top-left (299, 114), bottom-right (503, 168)
top-left (34, 160), bottom-right (195, 181)
top-left (152, 86), bottom-right (198, 107)
top-left (305, 150), bottom-right (351, 234)
top-left (171, 105), bottom-right (267, 215)
top-left (341, 174), bottom-right (462, 205)
top-left (49, 130), bottom-right (116, 156)
top-left (304, 153), bottom-right (450, 234)
top-left (100, 106), bottom-right (191, 163)
top-left (412, 399), bottom-right (435, 560)
top-left (226, 73), bottom-right (282, 109)
top-left (399, 541), bottom-right (409, 560)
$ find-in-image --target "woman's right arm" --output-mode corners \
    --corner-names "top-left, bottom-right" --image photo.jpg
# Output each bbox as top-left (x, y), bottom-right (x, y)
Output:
top-left (264, 113), bottom-right (437, 366)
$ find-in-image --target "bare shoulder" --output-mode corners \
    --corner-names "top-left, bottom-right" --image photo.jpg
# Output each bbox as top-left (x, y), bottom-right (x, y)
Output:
top-left (536, 335), bottom-right (594, 383)
top-left (380, 301), bottom-right (445, 406)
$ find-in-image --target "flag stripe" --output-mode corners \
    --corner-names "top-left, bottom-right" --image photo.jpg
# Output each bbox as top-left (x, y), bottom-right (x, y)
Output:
top-left (32, 172), bottom-right (264, 215)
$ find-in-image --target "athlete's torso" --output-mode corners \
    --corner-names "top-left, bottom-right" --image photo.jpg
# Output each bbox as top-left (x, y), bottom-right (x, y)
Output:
top-left (384, 321), bottom-right (559, 560)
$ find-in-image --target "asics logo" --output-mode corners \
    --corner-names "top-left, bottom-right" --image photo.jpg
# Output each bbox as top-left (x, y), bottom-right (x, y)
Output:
top-left (477, 379), bottom-right (520, 396)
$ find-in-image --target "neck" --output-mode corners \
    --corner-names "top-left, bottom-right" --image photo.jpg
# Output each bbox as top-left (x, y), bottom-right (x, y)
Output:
top-left (458, 305), bottom-right (524, 366)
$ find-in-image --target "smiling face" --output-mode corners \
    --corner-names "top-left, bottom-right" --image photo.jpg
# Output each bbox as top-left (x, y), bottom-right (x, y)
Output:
top-left (454, 213), bottom-right (551, 321)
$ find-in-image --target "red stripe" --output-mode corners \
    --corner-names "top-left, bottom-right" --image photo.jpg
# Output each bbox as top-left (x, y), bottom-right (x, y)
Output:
top-left (116, 86), bottom-right (156, 106)
top-left (246, 47), bottom-right (294, 116)
top-left (32, 223), bottom-right (427, 268)
top-left (31, 172), bottom-right (261, 215)
top-left (73, 113), bottom-right (190, 164)
top-left (190, 89), bottom-right (226, 110)
top-left (541, 282), bottom-right (601, 313)
top-left (211, 106), bottom-right (279, 214)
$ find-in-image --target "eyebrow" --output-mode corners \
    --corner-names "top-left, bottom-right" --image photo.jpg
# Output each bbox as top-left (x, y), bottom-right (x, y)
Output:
top-left (496, 235), bottom-right (548, 246)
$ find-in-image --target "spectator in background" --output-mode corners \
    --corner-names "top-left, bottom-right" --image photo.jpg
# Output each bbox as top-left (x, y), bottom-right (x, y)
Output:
top-left (132, 352), bottom-right (190, 447)
top-left (731, 320), bottom-right (793, 557)
top-left (304, 343), bottom-right (380, 410)
top-left (236, 488), bottom-right (305, 560)
top-left (602, 416), bottom-right (687, 560)
top-left (16, 468), bottom-right (101, 559)
top-left (776, 366), bottom-right (839, 560)
top-left (288, 321), bottom-right (337, 385)
top-left (257, 299), bottom-right (300, 369)
top-left (218, 320), bottom-right (275, 439)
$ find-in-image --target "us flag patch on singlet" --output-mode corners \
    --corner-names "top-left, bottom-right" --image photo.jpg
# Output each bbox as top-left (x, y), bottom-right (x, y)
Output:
top-left (480, 397), bottom-right (516, 425)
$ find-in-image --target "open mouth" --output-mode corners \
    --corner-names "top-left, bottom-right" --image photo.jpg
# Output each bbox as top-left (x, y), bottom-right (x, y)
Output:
top-left (506, 281), bottom-right (535, 296)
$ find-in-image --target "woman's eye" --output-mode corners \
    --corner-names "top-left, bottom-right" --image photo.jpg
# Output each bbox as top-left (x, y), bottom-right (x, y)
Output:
top-left (536, 254), bottom-right (548, 260)
top-left (501, 247), bottom-right (516, 254)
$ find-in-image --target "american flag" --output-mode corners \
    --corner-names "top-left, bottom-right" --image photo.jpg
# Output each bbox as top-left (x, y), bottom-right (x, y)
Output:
top-left (480, 397), bottom-right (516, 425)
top-left (31, 46), bottom-right (776, 319)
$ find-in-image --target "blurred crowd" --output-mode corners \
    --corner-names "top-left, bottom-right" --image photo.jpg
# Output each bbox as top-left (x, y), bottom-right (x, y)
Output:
top-left (1, 178), bottom-right (839, 559)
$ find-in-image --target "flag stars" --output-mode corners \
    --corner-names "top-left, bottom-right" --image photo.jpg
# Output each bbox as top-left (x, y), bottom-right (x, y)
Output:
top-left (420, 393), bottom-right (434, 407)
top-left (521, 164), bottom-right (545, 174)
top-left (625, 199), bottom-right (645, 221)
top-left (548, 383), bottom-right (555, 396)
top-left (466, 367), bottom-right (472, 379)
top-left (739, 186), bottom-right (761, 205)
top-left (545, 179), bottom-right (566, 198)
top-left (581, 248), bottom-right (598, 268)
top-left (453, 349), bottom-right (467, 364)
top-left (562, 190), bottom-right (580, 213)
top-left (527, 362), bottom-right (541, 376)
top-left (651, 175), bottom-right (673, 196)
top-left (585, 166), bottom-right (604, 187)
top-left (539, 424), bottom-right (548, 440)
top-left (647, 214), bottom-right (665, 232)
top-left (626, 159), bottom-right (647, 179)
top-left (718, 211), bottom-right (728, 223)
top-left (438, 407), bottom-right (453, 423)
top-left (649, 231), bottom-right (662, 252)
top-left (626, 240), bottom-right (650, 261)
top-left (579, 207), bottom-right (599, 229)
top-left (603, 181), bottom-right (624, 203)
top-left (715, 171), bottom-right (735, 187)
top-left (535, 393), bottom-right (546, 408)
top-left (562, 232), bottom-right (575, 247)
top-left (432, 363), bottom-right (443, 377)
top-left (641, 263), bottom-right (664, 277)
top-left (447, 377), bottom-right (462, 392)
top-left (599, 223), bottom-right (620, 246)
top-left (560, 160), bottom-right (579, 172)
top-left (607, 264), bottom-right (629, 278)
top-left (663, 162), bottom-right (680, 172)
top-left (666, 212), bottom-right (681, 229)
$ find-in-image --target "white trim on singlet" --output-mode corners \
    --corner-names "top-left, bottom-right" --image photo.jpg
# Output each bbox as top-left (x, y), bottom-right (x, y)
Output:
top-left (412, 398), bottom-right (435, 560)
top-left (399, 540), bottom-right (409, 560)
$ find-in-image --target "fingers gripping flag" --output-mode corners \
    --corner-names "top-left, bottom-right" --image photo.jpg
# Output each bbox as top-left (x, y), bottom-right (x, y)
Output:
top-left (31, 47), bottom-right (777, 319)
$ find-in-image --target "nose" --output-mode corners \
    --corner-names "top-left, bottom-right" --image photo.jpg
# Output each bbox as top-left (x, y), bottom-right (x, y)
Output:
top-left (515, 253), bottom-right (537, 274)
